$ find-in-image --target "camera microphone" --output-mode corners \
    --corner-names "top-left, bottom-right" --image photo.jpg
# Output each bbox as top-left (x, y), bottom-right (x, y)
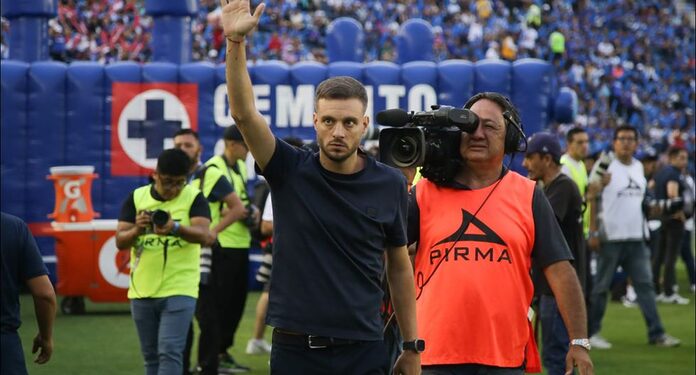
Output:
top-left (376, 109), bottom-right (411, 127)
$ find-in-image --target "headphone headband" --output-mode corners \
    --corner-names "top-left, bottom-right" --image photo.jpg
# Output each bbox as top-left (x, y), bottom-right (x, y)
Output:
top-left (464, 92), bottom-right (526, 153)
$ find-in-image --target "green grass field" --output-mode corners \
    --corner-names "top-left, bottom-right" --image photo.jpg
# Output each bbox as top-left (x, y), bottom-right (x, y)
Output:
top-left (17, 267), bottom-right (695, 375)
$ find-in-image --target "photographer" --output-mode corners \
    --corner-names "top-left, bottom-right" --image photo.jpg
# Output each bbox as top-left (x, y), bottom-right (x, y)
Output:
top-left (587, 126), bottom-right (681, 349)
top-left (652, 146), bottom-right (690, 305)
top-left (115, 148), bottom-right (211, 375)
top-left (405, 93), bottom-right (592, 374)
top-left (200, 124), bottom-right (256, 373)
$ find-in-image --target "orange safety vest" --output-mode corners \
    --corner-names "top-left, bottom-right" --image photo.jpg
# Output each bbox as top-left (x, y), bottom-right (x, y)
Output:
top-left (414, 172), bottom-right (541, 372)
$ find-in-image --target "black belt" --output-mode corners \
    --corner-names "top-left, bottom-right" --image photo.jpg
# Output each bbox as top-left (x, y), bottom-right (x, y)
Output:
top-left (272, 328), bottom-right (362, 349)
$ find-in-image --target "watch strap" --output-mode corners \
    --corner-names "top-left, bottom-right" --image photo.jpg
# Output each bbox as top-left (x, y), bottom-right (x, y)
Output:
top-left (170, 221), bottom-right (181, 236)
top-left (402, 339), bottom-right (425, 353)
top-left (570, 338), bottom-right (591, 350)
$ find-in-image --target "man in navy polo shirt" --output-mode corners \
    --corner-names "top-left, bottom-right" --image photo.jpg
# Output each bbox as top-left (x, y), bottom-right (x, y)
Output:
top-left (1, 213), bottom-right (57, 374)
top-left (652, 146), bottom-right (690, 305)
top-left (218, 1), bottom-right (421, 374)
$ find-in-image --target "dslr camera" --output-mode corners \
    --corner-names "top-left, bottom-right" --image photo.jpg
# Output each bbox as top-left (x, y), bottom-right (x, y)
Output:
top-left (589, 150), bottom-right (614, 185)
top-left (377, 105), bottom-right (479, 184)
top-left (145, 209), bottom-right (170, 228)
top-left (645, 197), bottom-right (685, 216)
top-left (243, 203), bottom-right (259, 228)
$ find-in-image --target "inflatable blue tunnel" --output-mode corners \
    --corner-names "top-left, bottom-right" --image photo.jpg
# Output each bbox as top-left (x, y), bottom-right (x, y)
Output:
top-left (1, 0), bottom-right (577, 283)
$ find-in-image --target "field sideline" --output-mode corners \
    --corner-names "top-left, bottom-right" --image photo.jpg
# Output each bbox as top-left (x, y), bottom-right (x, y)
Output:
top-left (17, 266), bottom-right (695, 375)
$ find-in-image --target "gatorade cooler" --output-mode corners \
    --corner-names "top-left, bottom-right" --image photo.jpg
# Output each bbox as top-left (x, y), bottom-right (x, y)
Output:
top-left (51, 220), bottom-right (130, 314)
top-left (46, 165), bottom-right (129, 313)
top-left (47, 166), bottom-right (99, 222)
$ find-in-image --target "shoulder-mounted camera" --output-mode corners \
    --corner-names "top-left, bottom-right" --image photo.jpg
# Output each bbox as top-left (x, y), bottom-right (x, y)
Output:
top-left (377, 105), bottom-right (479, 185)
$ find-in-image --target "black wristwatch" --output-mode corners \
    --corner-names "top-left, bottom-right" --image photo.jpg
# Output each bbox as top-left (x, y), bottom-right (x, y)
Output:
top-left (402, 339), bottom-right (425, 353)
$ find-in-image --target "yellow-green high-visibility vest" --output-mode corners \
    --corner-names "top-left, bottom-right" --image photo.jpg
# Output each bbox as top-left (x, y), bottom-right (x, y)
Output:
top-left (129, 184), bottom-right (201, 299)
top-left (205, 155), bottom-right (251, 248)
top-left (190, 165), bottom-right (227, 229)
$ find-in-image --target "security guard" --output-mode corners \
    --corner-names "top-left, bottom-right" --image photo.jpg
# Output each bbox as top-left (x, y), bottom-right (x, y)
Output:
top-left (560, 127), bottom-right (590, 237)
top-left (203, 125), bottom-right (254, 373)
top-left (173, 129), bottom-right (248, 374)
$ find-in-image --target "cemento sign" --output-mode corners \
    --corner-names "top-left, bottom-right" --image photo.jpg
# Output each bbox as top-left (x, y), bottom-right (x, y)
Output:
top-left (212, 83), bottom-right (439, 129)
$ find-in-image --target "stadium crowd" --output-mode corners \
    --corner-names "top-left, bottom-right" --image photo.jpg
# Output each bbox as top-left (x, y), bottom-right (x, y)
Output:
top-left (1, 0), bottom-right (694, 162)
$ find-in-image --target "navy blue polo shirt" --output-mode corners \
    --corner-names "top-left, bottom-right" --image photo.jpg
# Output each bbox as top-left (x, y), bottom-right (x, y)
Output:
top-left (261, 138), bottom-right (408, 341)
top-left (1, 213), bottom-right (49, 333)
top-left (654, 165), bottom-right (684, 201)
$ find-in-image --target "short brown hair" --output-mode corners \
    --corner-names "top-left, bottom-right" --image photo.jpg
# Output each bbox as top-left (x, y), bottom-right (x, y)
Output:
top-left (314, 76), bottom-right (368, 110)
top-left (566, 127), bottom-right (587, 143)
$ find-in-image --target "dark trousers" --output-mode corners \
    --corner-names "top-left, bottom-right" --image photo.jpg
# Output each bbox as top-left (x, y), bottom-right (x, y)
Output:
top-left (270, 337), bottom-right (389, 375)
top-left (539, 295), bottom-right (570, 375)
top-left (1, 332), bottom-right (27, 375)
top-left (422, 364), bottom-right (524, 375)
top-left (680, 229), bottom-right (695, 285)
top-left (196, 246), bottom-right (249, 374)
top-left (653, 219), bottom-right (685, 296)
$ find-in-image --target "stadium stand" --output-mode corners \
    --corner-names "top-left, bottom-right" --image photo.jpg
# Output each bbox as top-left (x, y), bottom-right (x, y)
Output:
top-left (1, 0), bottom-right (694, 158)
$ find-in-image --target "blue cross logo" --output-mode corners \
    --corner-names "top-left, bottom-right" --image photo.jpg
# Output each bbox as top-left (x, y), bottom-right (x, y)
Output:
top-left (127, 99), bottom-right (183, 159)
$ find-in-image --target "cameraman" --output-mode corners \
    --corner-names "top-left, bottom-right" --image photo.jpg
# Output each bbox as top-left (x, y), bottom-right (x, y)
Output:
top-left (407, 93), bottom-right (593, 374)
top-left (201, 125), bottom-right (256, 373)
top-left (115, 149), bottom-right (211, 375)
top-left (652, 146), bottom-right (690, 305)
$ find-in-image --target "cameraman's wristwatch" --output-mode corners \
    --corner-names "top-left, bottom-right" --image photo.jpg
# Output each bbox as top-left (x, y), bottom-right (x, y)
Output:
top-left (402, 339), bottom-right (425, 353)
top-left (570, 338), bottom-right (591, 351)
top-left (170, 221), bottom-right (181, 236)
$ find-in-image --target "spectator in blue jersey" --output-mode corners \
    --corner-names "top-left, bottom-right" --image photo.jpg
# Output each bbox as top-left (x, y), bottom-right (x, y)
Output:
top-left (219, 1), bottom-right (420, 374)
top-left (1, 212), bottom-right (57, 375)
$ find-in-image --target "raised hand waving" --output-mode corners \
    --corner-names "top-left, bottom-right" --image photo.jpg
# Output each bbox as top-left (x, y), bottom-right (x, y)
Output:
top-left (219, 0), bottom-right (266, 42)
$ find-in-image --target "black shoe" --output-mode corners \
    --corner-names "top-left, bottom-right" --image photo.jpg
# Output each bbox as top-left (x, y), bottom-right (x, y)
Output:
top-left (218, 353), bottom-right (251, 373)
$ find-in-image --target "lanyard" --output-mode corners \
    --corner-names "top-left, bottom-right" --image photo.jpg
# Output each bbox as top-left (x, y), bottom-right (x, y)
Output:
top-left (221, 155), bottom-right (247, 184)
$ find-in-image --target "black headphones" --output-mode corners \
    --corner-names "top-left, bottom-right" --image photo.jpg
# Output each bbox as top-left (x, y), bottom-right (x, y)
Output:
top-left (463, 92), bottom-right (527, 154)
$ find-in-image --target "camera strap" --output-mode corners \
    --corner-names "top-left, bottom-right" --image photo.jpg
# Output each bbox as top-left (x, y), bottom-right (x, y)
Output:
top-left (197, 165), bottom-right (209, 196)
top-left (129, 238), bottom-right (169, 299)
top-left (222, 155), bottom-right (248, 183)
top-left (130, 244), bottom-right (145, 298)
top-left (162, 238), bottom-right (169, 271)
top-left (414, 167), bottom-right (508, 301)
